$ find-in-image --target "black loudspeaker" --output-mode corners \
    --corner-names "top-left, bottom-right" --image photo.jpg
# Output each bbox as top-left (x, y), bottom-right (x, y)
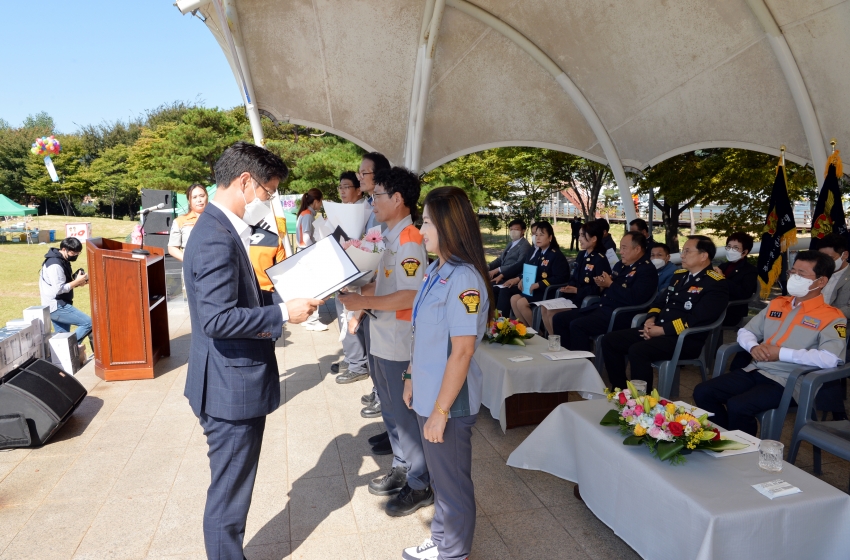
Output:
top-left (141, 189), bottom-right (176, 210)
top-left (144, 233), bottom-right (171, 250)
top-left (143, 211), bottom-right (174, 234)
top-left (0, 358), bottom-right (87, 448)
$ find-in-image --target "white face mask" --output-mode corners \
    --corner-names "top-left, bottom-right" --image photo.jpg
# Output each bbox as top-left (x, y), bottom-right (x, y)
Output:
top-left (787, 274), bottom-right (816, 298)
top-left (835, 257), bottom-right (844, 271)
top-left (509, 229), bottom-right (523, 241)
top-left (726, 249), bottom-right (742, 263)
top-left (651, 258), bottom-right (666, 270)
top-left (241, 184), bottom-right (271, 226)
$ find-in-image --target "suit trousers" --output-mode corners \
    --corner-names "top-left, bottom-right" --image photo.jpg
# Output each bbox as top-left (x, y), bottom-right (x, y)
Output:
top-left (373, 356), bottom-right (429, 489)
top-left (417, 413), bottom-right (477, 560)
top-left (199, 412), bottom-right (266, 560)
top-left (601, 328), bottom-right (704, 393)
top-left (335, 297), bottom-right (368, 374)
top-left (692, 369), bottom-right (786, 436)
top-left (552, 308), bottom-right (611, 352)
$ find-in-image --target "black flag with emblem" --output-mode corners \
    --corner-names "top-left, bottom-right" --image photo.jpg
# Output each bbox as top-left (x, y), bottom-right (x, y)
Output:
top-left (809, 151), bottom-right (845, 250)
top-left (756, 158), bottom-right (796, 299)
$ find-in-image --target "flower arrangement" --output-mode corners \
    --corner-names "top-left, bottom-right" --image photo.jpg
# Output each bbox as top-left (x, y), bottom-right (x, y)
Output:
top-left (600, 381), bottom-right (747, 464)
top-left (341, 225), bottom-right (385, 254)
top-left (485, 313), bottom-right (534, 346)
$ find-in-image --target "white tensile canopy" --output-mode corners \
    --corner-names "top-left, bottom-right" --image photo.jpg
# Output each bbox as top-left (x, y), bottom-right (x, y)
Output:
top-left (177, 0), bottom-right (849, 222)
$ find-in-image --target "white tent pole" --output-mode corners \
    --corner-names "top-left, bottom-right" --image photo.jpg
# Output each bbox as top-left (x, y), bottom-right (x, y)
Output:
top-left (404, 0), bottom-right (436, 168)
top-left (745, 0), bottom-right (827, 177)
top-left (410, 0), bottom-right (446, 173)
top-left (446, 0), bottom-right (635, 223)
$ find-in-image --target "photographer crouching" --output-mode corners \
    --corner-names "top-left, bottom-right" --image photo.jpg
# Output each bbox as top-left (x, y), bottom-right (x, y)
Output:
top-left (40, 237), bottom-right (93, 354)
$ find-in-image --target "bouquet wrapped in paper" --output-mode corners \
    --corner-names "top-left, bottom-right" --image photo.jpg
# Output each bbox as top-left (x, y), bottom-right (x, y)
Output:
top-left (600, 381), bottom-right (747, 464)
top-left (340, 226), bottom-right (385, 287)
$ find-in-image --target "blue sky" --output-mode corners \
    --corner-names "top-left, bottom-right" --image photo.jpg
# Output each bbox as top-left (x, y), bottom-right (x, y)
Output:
top-left (1, 2), bottom-right (242, 133)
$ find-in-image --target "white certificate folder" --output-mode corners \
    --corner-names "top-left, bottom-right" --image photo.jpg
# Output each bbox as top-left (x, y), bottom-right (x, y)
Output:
top-left (265, 236), bottom-right (372, 302)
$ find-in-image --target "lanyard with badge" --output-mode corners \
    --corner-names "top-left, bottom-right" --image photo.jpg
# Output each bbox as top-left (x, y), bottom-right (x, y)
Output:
top-left (409, 268), bottom-right (443, 367)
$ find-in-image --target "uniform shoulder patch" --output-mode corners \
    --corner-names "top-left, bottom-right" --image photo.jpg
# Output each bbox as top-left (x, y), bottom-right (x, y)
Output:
top-left (706, 270), bottom-right (725, 281)
top-left (835, 324), bottom-right (846, 339)
top-left (674, 268), bottom-right (688, 274)
top-left (401, 258), bottom-right (421, 277)
top-left (458, 289), bottom-right (481, 314)
top-left (399, 225), bottom-right (424, 245)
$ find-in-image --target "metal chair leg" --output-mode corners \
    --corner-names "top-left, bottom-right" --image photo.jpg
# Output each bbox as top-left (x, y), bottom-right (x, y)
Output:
top-left (814, 446), bottom-right (822, 476)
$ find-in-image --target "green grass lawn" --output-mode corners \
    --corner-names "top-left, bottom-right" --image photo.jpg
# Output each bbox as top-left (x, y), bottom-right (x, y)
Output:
top-left (0, 216), bottom-right (135, 326)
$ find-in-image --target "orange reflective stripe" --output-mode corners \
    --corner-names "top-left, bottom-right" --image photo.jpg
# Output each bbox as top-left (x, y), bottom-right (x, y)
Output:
top-left (399, 225), bottom-right (423, 245)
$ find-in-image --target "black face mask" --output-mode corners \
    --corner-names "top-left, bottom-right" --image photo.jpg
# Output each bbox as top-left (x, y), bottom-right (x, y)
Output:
top-left (67, 254), bottom-right (79, 262)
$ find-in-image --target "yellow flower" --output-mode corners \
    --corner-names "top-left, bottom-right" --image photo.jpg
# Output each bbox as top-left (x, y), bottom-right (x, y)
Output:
top-left (674, 413), bottom-right (698, 424)
top-left (648, 397), bottom-right (658, 408)
top-left (665, 403), bottom-right (676, 414)
top-left (634, 425), bottom-right (646, 436)
top-left (516, 324), bottom-right (527, 336)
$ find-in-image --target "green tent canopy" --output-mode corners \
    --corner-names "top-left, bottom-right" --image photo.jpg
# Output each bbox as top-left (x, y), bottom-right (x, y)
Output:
top-left (0, 194), bottom-right (37, 216)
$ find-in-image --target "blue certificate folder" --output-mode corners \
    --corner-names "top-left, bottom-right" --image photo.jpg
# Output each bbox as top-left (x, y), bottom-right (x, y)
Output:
top-left (522, 263), bottom-right (538, 296)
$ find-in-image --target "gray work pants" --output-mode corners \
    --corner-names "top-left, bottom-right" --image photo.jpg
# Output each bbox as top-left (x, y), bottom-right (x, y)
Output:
top-left (335, 297), bottom-right (368, 374)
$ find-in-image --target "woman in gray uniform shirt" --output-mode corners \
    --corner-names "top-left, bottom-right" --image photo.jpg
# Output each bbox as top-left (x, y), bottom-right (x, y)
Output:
top-left (401, 186), bottom-right (493, 560)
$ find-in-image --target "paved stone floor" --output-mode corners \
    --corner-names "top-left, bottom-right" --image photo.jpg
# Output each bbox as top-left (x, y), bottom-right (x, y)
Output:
top-left (0, 301), bottom-right (847, 559)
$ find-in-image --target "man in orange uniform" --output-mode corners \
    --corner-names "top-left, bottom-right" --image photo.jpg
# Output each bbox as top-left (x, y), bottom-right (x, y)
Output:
top-left (694, 251), bottom-right (846, 435)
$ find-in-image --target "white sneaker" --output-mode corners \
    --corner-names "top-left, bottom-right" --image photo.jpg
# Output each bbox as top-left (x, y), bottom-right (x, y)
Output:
top-left (402, 538), bottom-right (439, 560)
top-left (305, 322), bottom-right (328, 332)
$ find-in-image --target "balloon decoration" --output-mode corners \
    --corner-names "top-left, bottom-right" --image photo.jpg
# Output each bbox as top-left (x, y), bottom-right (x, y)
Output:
top-left (31, 136), bottom-right (61, 182)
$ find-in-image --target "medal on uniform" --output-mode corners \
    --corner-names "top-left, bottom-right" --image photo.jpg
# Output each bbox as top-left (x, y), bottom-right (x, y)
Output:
top-left (542, 272), bottom-right (548, 279)
top-left (684, 301), bottom-right (693, 310)
top-left (585, 277), bottom-right (590, 283)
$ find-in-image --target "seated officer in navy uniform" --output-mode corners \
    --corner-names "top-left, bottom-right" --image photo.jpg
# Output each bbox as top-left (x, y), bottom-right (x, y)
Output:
top-left (601, 235), bottom-right (729, 392)
top-left (551, 231), bottom-right (657, 351)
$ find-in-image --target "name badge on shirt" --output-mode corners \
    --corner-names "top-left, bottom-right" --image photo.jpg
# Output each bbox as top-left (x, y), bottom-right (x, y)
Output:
top-left (769, 310), bottom-right (782, 319)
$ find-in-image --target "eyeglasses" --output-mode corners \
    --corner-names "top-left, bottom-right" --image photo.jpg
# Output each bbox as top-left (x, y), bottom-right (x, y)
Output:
top-left (372, 191), bottom-right (391, 199)
top-left (251, 177), bottom-right (273, 200)
top-left (356, 171), bottom-right (374, 179)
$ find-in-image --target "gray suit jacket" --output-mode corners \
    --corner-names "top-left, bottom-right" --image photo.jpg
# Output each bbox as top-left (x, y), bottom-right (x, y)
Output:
top-left (828, 266), bottom-right (850, 319)
top-left (489, 237), bottom-right (532, 279)
top-left (183, 203), bottom-right (283, 421)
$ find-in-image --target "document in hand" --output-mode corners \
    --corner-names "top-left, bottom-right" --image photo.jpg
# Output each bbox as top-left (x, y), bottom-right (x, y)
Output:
top-left (265, 236), bottom-right (372, 301)
top-left (522, 264), bottom-right (537, 296)
top-left (531, 298), bottom-right (576, 310)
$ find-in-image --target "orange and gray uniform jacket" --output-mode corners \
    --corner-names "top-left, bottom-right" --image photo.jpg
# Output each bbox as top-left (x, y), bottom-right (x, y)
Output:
top-left (249, 215), bottom-right (288, 293)
top-left (739, 294), bottom-right (846, 388)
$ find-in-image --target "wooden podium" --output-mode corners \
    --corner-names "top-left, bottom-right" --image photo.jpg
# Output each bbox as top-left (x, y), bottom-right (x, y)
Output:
top-left (86, 238), bottom-right (170, 381)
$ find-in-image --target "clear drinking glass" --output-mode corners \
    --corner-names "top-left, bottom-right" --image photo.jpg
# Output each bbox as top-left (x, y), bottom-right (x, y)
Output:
top-left (759, 440), bottom-right (784, 472)
top-left (631, 380), bottom-right (648, 394)
top-left (548, 335), bottom-right (561, 351)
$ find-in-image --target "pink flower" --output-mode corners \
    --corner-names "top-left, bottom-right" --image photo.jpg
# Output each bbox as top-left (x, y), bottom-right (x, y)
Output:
top-left (349, 238), bottom-right (362, 248)
top-left (634, 405), bottom-right (644, 415)
top-left (622, 409), bottom-right (633, 417)
top-left (626, 399), bottom-right (636, 407)
top-left (364, 229), bottom-right (383, 244)
top-left (654, 413), bottom-right (665, 426)
top-left (648, 426), bottom-right (662, 439)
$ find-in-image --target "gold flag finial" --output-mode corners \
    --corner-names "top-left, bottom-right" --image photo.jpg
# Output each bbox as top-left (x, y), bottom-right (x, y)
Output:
top-left (831, 138), bottom-right (837, 153)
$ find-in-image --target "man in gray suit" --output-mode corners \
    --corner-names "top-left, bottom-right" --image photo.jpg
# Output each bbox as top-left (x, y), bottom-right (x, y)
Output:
top-left (488, 218), bottom-right (531, 285)
top-left (183, 142), bottom-right (323, 559)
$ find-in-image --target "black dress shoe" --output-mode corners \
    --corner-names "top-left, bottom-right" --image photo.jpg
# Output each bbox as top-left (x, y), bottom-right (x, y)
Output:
top-left (335, 370), bottom-right (370, 384)
top-left (368, 431), bottom-right (388, 446)
top-left (371, 438), bottom-right (393, 456)
top-left (331, 361), bottom-right (348, 374)
top-left (368, 466), bottom-right (407, 496)
top-left (386, 484), bottom-right (434, 517)
top-left (361, 390), bottom-right (377, 406)
top-left (361, 401), bottom-right (382, 418)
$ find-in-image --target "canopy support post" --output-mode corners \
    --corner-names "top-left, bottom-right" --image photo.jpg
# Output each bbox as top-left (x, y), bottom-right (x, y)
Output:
top-left (409, 0), bottom-right (445, 173)
top-left (446, 0), bottom-right (635, 223)
top-left (745, 0), bottom-right (827, 177)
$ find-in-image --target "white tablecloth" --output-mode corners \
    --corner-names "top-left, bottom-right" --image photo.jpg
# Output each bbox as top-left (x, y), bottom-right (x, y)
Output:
top-left (476, 335), bottom-right (606, 432)
top-left (507, 399), bottom-right (850, 560)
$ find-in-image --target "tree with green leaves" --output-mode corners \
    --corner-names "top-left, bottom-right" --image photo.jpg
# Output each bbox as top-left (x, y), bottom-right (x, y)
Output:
top-left (82, 144), bottom-right (136, 219)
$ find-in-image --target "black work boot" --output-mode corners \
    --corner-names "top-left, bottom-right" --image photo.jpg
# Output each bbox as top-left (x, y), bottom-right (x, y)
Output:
top-left (385, 484), bottom-right (434, 517)
top-left (368, 466), bottom-right (407, 496)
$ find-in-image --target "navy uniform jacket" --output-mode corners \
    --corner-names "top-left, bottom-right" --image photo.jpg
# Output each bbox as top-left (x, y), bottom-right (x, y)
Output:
top-left (647, 266), bottom-right (729, 343)
top-left (567, 250), bottom-right (611, 305)
top-left (525, 246), bottom-right (570, 301)
top-left (581, 257), bottom-right (658, 328)
top-left (718, 259), bottom-right (758, 325)
top-left (183, 203), bottom-right (283, 421)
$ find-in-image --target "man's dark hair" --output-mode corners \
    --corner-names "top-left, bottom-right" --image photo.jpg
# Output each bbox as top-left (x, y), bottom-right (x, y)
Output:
top-left (508, 218), bottom-right (527, 231)
top-left (653, 243), bottom-right (671, 255)
top-left (362, 152), bottom-right (391, 174)
top-left (687, 235), bottom-right (716, 260)
top-left (818, 233), bottom-right (848, 256)
top-left (795, 250), bottom-right (835, 281)
top-left (727, 232), bottom-right (755, 254)
top-left (629, 218), bottom-right (649, 234)
top-left (339, 171), bottom-right (360, 189)
top-left (374, 166), bottom-right (421, 221)
top-left (60, 237), bottom-right (83, 252)
top-left (214, 141), bottom-right (289, 188)
top-left (595, 218), bottom-right (610, 233)
top-left (623, 231), bottom-right (647, 253)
